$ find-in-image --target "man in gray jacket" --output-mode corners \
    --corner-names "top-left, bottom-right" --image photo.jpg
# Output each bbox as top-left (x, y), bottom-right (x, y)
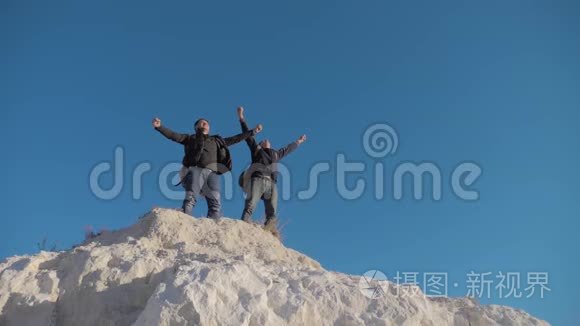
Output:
top-left (152, 112), bottom-right (262, 218)
top-left (237, 107), bottom-right (306, 236)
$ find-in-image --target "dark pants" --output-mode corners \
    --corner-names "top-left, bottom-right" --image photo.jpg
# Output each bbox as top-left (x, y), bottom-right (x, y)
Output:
top-left (182, 166), bottom-right (221, 218)
top-left (241, 177), bottom-right (278, 223)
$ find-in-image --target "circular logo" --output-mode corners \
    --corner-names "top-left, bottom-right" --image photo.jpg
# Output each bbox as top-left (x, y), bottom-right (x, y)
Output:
top-left (363, 123), bottom-right (399, 158)
top-left (359, 270), bottom-right (389, 299)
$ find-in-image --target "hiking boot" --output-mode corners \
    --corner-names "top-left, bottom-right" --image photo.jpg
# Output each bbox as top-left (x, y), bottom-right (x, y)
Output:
top-left (263, 218), bottom-right (279, 239)
top-left (207, 215), bottom-right (222, 222)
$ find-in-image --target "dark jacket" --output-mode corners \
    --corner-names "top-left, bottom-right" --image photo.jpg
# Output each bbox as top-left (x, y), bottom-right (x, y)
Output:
top-left (240, 119), bottom-right (298, 183)
top-left (155, 125), bottom-right (255, 174)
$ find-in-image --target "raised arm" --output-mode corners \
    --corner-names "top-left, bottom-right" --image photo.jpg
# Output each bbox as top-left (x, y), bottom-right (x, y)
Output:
top-left (152, 117), bottom-right (189, 144)
top-left (237, 107), bottom-right (259, 151)
top-left (277, 134), bottom-right (307, 160)
top-left (223, 127), bottom-right (262, 146)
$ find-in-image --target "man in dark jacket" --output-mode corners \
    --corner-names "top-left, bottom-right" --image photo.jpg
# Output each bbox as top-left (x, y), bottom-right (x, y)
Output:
top-left (237, 107), bottom-right (306, 235)
top-left (152, 114), bottom-right (262, 218)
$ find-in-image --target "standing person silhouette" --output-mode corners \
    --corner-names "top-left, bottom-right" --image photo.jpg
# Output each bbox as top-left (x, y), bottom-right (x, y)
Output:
top-left (237, 107), bottom-right (306, 237)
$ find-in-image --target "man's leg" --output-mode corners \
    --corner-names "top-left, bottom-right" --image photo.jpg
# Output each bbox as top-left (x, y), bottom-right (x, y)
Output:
top-left (182, 167), bottom-right (203, 215)
top-left (202, 170), bottom-right (222, 219)
top-left (241, 178), bottom-right (264, 222)
top-left (263, 180), bottom-right (279, 233)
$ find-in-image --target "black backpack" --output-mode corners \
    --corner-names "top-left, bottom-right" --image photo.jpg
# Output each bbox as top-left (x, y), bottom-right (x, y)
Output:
top-left (214, 136), bottom-right (232, 175)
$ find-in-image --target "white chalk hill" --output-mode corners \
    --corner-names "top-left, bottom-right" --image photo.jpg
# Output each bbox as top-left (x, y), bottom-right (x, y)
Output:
top-left (0, 208), bottom-right (549, 326)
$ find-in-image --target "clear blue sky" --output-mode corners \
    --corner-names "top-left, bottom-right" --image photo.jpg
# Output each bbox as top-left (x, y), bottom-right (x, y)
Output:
top-left (1, 1), bottom-right (578, 324)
